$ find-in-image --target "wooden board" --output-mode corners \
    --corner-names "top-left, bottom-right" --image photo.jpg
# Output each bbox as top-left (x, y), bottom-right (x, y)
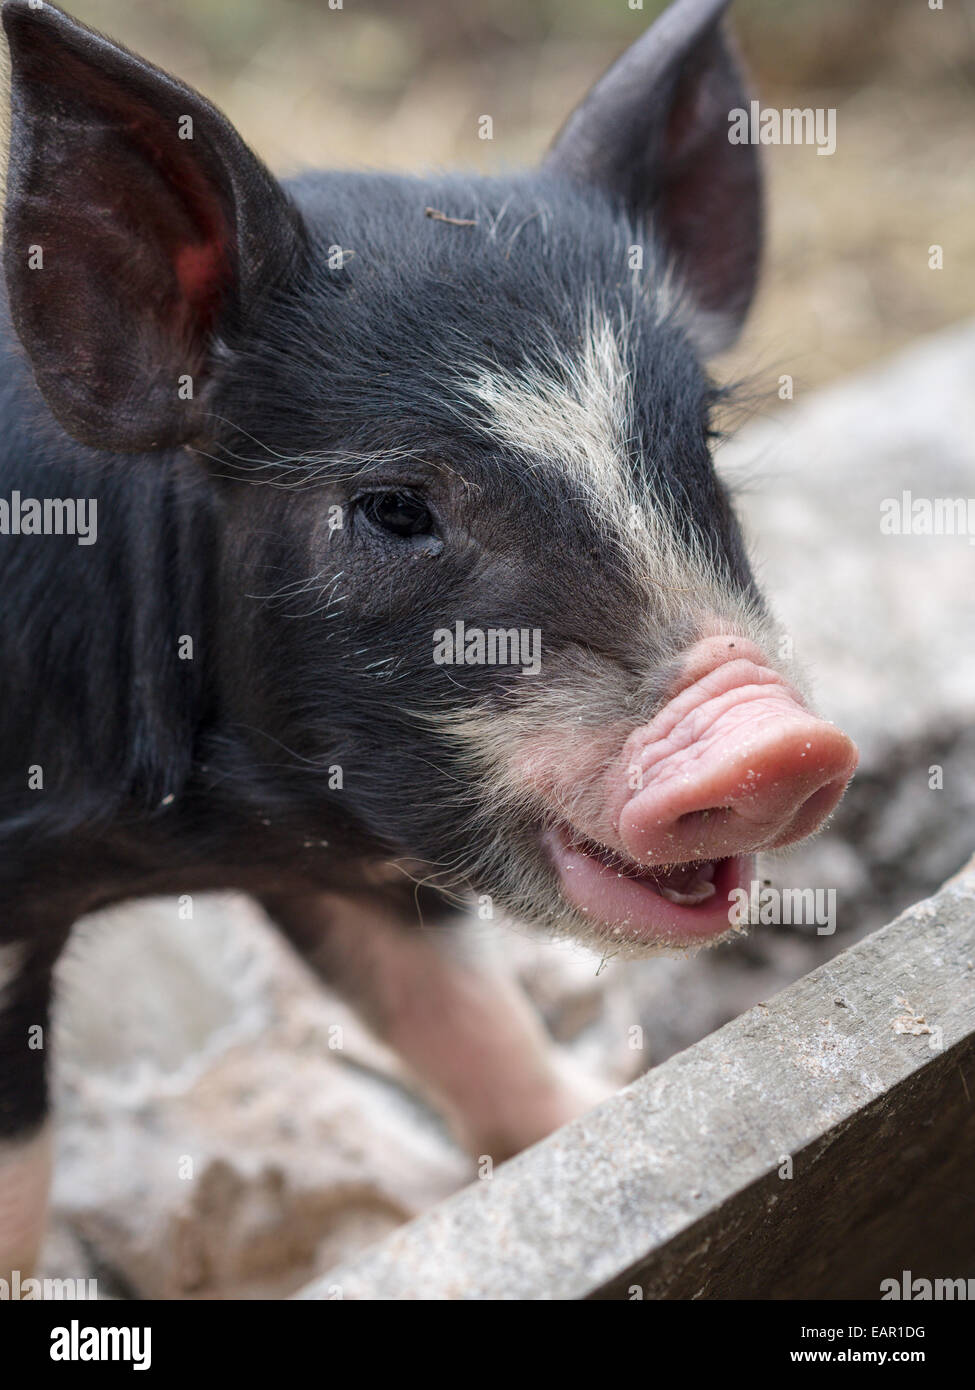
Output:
top-left (300, 856), bottom-right (975, 1300)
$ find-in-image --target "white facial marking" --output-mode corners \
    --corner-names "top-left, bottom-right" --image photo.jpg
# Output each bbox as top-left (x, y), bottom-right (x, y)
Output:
top-left (468, 311), bottom-right (632, 511)
top-left (433, 308), bottom-right (798, 949)
top-left (463, 307), bottom-right (773, 644)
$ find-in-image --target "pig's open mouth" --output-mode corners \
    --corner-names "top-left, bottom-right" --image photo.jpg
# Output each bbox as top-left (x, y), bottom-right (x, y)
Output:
top-left (531, 639), bottom-right (859, 949)
top-left (542, 824), bottom-right (751, 947)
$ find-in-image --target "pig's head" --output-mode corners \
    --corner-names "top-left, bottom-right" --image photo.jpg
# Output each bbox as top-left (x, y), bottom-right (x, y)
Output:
top-left (2, 0), bottom-right (857, 951)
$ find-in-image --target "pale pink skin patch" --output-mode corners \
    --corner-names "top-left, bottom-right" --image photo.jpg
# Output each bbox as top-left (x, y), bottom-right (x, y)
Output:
top-left (0, 1124), bottom-right (52, 1282)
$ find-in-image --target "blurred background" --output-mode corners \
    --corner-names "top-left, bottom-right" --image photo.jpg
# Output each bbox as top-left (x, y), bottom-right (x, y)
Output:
top-left (37, 0), bottom-right (975, 392)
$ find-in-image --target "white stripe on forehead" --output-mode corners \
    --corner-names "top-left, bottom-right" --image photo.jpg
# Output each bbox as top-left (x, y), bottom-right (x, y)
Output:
top-left (466, 311), bottom-right (633, 511)
top-left (461, 306), bottom-right (777, 653)
top-left (463, 308), bottom-right (685, 608)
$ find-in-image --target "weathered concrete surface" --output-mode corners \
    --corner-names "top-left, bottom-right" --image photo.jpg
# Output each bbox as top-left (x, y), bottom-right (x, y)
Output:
top-left (302, 856), bottom-right (975, 1300)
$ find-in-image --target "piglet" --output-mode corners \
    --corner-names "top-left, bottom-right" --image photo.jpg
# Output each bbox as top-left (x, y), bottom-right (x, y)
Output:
top-left (0, 0), bottom-right (856, 1281)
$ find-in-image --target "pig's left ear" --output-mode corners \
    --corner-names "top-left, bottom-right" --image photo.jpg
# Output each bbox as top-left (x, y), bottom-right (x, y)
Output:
top-left (543, 0), bottom-right (760, 354)
top-left (1, 0), bottom-right (306, 450)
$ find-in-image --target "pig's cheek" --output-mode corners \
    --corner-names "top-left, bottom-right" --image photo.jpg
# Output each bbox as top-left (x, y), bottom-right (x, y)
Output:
top-left (505, 730), bottom-right (626, 825)
top-left (0, 1125), bottom-right (52, 1281)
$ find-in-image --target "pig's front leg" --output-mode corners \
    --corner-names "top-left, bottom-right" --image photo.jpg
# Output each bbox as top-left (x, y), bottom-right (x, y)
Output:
top-left (261, 890), bottom-right (608, 1163)
top-left (0, 927), bottom-right (65, 1282)
top-left (0, 1125), bottom-right (52, 1285)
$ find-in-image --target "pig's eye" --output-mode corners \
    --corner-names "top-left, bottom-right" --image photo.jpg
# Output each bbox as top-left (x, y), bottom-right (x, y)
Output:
top-left (358, 491), bottom-right (434, 539)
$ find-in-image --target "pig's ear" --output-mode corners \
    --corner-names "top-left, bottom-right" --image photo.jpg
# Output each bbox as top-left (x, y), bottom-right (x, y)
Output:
top-left (1, 0), bottom-right (306, 450)
top-left (543, 0), bottom-right (761, 353)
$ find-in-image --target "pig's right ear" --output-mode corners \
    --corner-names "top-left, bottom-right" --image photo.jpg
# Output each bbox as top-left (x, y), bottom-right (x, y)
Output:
top-left (1, 0), bottom-right (306, 451)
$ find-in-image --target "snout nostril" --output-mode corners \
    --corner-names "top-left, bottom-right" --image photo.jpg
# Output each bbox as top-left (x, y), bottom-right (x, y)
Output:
top-left (676, 806), bottom-right (732, 825)
top-left (794, 778), bottom-right (847, 829)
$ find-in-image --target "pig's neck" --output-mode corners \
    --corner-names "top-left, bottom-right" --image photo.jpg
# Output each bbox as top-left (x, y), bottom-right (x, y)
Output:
top-left (0, 428), bottom-right (221, 863)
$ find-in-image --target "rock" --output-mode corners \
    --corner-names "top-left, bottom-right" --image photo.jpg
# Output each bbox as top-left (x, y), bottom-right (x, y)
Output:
top-left (724, 318), bottom-right (975, 759)
top-left (48, 897), bottom-right (469, 1298)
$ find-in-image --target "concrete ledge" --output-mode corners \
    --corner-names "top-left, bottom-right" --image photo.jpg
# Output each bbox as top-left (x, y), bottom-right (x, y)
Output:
top-left (301, 855), bottom-right (975, 1300)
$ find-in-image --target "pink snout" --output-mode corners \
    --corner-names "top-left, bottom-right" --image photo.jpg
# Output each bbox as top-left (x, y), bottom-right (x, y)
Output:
top-left (614, 652), bottom-right (858, 866)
